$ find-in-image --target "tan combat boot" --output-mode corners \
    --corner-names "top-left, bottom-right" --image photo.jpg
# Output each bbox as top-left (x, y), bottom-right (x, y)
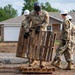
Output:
top-left (55, 61), bottom-right (62, 69)
top-left (64, 62), bottom-right (74, 70)
top-left (41, 61), bottom-right (46, 67)
top-left (30, 60), bottom-right (39, 66)
top-left (51, 60), bottom-right (57, 66)
top-left (51, 61), bottom-right (62, 69)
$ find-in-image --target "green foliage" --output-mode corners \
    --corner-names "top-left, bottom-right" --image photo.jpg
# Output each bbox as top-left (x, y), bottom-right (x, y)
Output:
top-left (22, 0), bottom-right (38, 14)
top-left (22, 0), bottom-right (58, 14)
top-left (0, 4), bottom-right (18, 22)
top-left (4, 4), bottom-right (18, 18)
top-left (55, 40), bottom-right (60, 45)
top-left (70, 10), bottom-right (75, 12)
top-left (0, 7), bottom-right (8, 21)
top-left (41, 2), bottom-right (58, 12)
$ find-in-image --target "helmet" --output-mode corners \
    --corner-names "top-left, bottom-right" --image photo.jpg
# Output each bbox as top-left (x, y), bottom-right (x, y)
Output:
top-left (60, 9), bottom-right (68, 14)
top-left (24, 10), bottom-right (30, 15)
top-left (34, 2), bottom-right (41, 12)
top-left (67, 15), bottom-right (73, 20)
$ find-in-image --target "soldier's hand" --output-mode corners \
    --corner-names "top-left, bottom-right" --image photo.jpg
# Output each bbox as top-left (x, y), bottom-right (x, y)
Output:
top-left (35, 26), bottom-right (41, 34)
top-left (29, 29), bottom-right (32, 32)
top-left (21, 25), bottom-right (24, 28)
top-left (62, 40), bottom-right (66, 45)
top-left (24, 32), bottom-right (29, 39)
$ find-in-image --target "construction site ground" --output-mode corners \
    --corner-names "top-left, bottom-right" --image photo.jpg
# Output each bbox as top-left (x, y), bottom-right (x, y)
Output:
top-left (0, 43), bottom-right (75, 75)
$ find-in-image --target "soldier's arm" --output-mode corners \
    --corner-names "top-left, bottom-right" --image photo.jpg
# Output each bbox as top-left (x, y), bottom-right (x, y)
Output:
top-left (41, 11), bottom-right (49, 28)
top-left (72, 24), bottom-right (75, 30)
top-left (64, 20), bottom-right (70, 33)
top-left (27, 14), bottom-right (32, 29)
top-left (24, 15), bottom-right (32, 32)
top-left (64, 20), bottom-right (71, 40)
top-left (21, 20), bottom-right (25, 27)
top-left (25, 20), bottom-right (30, 32)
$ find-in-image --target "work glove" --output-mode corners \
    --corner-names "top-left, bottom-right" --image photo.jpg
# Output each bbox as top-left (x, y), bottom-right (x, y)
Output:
top-left (62, 40), bottom-right (66, 45)
top-left (35, 26), bottom-right (41, 34)
top-left (24, 32), bottom-right (29, 39)
top-left (29, 29), bottom-right (32, 32)
top-left (21, 25), bottom-right (23, 28)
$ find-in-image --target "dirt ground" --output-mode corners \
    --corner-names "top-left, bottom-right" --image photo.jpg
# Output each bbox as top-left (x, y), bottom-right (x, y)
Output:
top-left (0, 42), bottom-right (75, 75)
top-left (0, 43), bottom-right (17, 53)
top-left (0, 42), bottom-right (57, 53)
top-left (0, 68), bottom-right (75, 75)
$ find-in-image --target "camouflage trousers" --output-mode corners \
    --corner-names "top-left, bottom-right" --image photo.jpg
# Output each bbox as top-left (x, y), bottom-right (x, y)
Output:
top-left (54, 40), bottom-right (74, 63)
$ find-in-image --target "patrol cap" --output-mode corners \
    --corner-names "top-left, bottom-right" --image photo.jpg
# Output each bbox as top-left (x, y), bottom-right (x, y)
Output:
top-left (34, 2), bottom-right (41, 12)
top-left (60, 9), bottom-right (68, 15)
top-left (24, 10), bottom-right (30, 15)
top-left (67, 15), bottom-right (73, 20)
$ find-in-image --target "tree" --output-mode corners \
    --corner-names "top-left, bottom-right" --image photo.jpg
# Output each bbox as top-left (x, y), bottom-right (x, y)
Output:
top-left (0, 7), bottom-right (8, 21)
top-left (22, 0), bottom-right (58, 14)
top-left (22, 0), bottom-right (37, 15)
top-left (41, 2), bottom-right (58, 12)
top-left (70, 10), bottom-right (75, 12)
top-left (4, 4), bottom-right (18, 18)
top-left (0, 4), bottom-right (18, 21)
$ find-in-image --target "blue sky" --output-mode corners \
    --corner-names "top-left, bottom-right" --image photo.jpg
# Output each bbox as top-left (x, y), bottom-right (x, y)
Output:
top-left (0, 0), bottom-right (75, 16)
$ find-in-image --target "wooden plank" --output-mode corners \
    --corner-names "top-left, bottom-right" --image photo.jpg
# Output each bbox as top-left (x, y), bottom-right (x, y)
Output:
top-left (16, 26), bottom-right (25, 57)
top-left (27, 36), bottom-right (33, 59)
top-left (22, 38), bottom-right (29, 57)
top-left (27, 29), bottom-right (35, 60)
top-left (21, 67), bottom-right (53, 74)
top-left (36, 31), bottom-right (42, 60)
top-left (47, 32), bottom-right (56, 61)
top-left (43, 31), bottom-right (51, 61)
top-left (50, 33), bottom-right (56, 61)
top-left (47, 33), bottom-right (53, 61)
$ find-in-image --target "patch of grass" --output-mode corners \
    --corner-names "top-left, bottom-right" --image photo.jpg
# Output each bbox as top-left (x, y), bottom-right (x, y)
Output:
top-left (55, 40), bottom-right (60, 45)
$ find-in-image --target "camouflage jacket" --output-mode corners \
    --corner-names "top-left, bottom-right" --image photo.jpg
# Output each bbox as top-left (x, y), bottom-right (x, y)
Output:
top-left (21, 18), bottom-right (30, 32)
top-left (27, 10), bottom-right (49, 31)
top-left (61, 18), bottom-right (71, 41)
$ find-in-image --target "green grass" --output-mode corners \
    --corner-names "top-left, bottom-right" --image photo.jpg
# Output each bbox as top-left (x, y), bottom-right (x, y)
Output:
top-left (55, 40), bottom-right (60, 45)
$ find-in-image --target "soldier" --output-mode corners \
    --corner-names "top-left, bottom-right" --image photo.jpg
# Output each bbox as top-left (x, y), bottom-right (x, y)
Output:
top-left (67, 15), bottom-right (73, 21)
top-left (67, 15), bottom-right (75, 62)
top-left (25, 2), bottom-right (49, 67)
top-left (51, 9), bottom-right (74, 70)
top-left (17, 9), bottom-right (30, 58)
top-left (22, 10), bottom-right (30, 35)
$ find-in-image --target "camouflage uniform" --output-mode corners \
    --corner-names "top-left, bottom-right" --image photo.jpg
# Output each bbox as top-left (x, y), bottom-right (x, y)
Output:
top-left (21, 17), bottom-right (30, 32)
top-left (54, 18), bottom-right (73, 63)
top-left (27, 10), bottom-right (49, 59)
top-left (28, 10), bottom-right (49, 30)
top-left (20, 17), bottom-right (30, 57)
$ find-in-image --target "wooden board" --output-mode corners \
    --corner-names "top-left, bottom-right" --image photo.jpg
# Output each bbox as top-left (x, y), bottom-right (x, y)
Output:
top-left (19, 66), bottom-right (55, 74)
top-left (16, 26), bottom-right (26, 58)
